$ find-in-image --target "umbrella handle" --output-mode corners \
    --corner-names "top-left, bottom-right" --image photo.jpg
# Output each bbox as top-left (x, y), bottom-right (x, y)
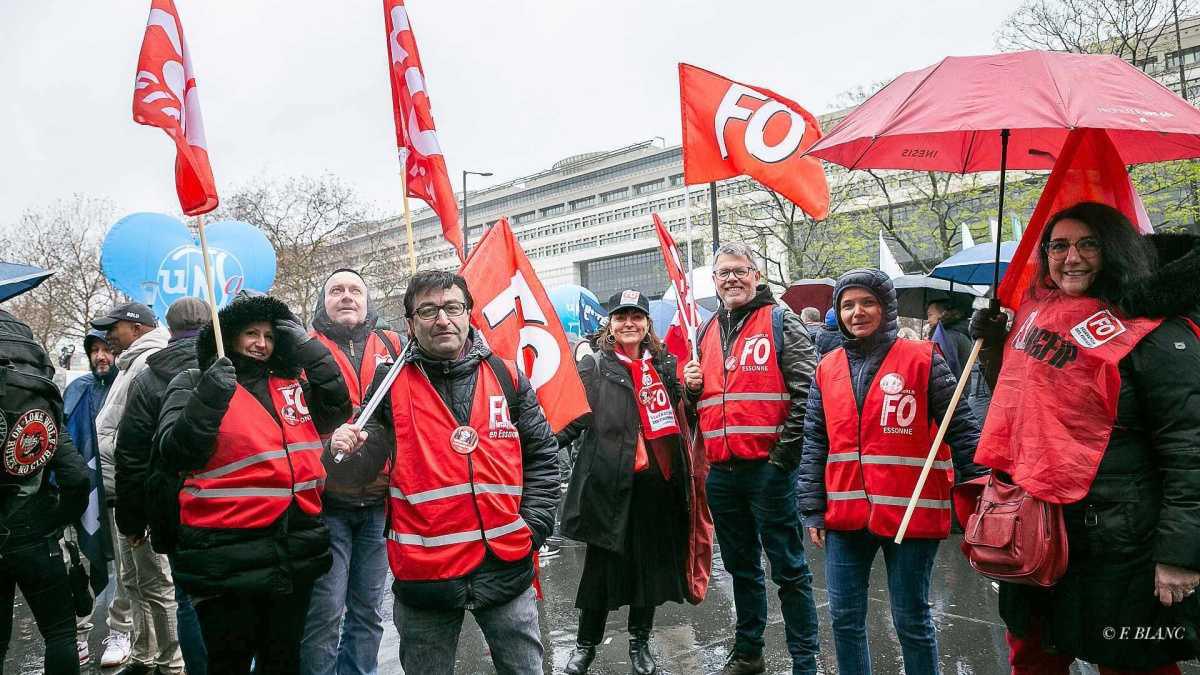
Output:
top-left (893, 338), bottom-right (983, 544)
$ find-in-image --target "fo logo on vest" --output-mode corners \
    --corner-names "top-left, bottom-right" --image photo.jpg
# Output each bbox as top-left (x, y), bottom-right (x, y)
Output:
top-left (738, 333), bottom-right (772, 372)
top-left (277, 384), bottom-right (311, 426)
top-left (487, 395), bottom-right (518, 440)
top-left (878, 373), bottom-right (916, 436)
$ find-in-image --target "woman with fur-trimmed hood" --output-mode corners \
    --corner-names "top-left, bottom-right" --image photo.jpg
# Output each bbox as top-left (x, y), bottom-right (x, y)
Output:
top-left (155, 293), bottom-right (349, 673)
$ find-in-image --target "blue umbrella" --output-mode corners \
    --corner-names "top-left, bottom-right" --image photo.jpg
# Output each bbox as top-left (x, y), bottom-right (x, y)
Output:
top-left (929, 242), bottom-right (1017, 286)
top-left (0, 261), bottom-right (54, 303)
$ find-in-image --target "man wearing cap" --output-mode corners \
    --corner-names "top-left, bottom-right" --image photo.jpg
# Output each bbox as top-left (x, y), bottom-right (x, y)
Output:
top-left (91, 302), bottom-right (179, 675)
top-left (301, 269), bottom-right (403, 675)
top-left (115, 297), bottom-right (211, 675)
top-left (682, 241), bottom-right (820, 675)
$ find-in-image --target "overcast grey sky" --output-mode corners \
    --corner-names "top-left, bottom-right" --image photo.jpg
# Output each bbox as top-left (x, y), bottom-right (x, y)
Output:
top-left (0, 0), bottom-right (1023, 228)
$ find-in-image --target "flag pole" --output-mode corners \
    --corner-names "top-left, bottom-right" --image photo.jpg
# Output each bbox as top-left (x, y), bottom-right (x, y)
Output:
top-left (682, 184), bottom-right (699, 361)
top-left (399, 149), bottom-right (418, 275)
top-left (193, 215), bottom-right (225, 359)
top-left (708, 181), bottom-right (720, 254)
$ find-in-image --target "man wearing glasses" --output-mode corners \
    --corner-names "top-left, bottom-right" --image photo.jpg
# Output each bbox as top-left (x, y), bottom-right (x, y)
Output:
top-left (683, 242), bottom-right (821, 675)
top-left (328, 270), bottom-right (559, 675)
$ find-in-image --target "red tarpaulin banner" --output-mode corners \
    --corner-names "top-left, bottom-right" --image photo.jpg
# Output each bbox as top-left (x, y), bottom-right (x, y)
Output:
top-left (997, 127), bottom-right (1153, 309)
top-left (460, 218), bottom-right (590, 432)
top-left (384, 0), bottom-right (463, 260)
top-left (652, 213), bottom-right (700, 370)
top-left (678, 62), bottom-right (830, 220)
top-left (132, 0), bottom-right (218, 216)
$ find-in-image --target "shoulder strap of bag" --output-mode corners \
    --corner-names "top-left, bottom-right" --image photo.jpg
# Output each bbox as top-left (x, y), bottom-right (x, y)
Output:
top-left (485, 354), bottom-right (519, 413)
top-left (373, 329), bottom-right (400, 361)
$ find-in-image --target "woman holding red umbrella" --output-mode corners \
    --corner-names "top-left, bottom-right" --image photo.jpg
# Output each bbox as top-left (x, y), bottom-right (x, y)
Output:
top-left (971, 202), bottom-right (1200, 674)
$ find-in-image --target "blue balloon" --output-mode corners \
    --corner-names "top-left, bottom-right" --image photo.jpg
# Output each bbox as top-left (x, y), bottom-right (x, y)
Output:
top-left (548, 284), bottom-right (604, 340)
top-left (101, 213), bottom-right (277, 318)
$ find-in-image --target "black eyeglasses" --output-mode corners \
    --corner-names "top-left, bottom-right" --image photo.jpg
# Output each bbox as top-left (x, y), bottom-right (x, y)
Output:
top-left (411, 301), bottom-right (468, 321)
top-left (1044, 237), bottom-right (1101, 261)
top-left (713, 266), bottom-right (756, 280)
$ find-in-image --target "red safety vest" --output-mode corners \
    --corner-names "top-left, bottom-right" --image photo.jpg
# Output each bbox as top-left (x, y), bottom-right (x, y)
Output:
top-left (386, 359), bottom-right (532, 581)
top-left (312, 330), bottom-right (403, 410)
top-left (180, 376), bottom-right (326, 529)
top-left (697, 305), bottom-right (789, 463)
top-left (816, 339), bottom-right (953, 539)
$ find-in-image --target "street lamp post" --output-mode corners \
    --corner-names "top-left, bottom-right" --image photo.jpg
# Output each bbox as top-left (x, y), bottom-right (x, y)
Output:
top-left (462, 169), bottom-right (494, 257)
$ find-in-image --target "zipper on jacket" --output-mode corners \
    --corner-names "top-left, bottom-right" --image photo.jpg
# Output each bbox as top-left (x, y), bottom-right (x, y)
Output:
top-left (348, 339), bottom-right (355, 359)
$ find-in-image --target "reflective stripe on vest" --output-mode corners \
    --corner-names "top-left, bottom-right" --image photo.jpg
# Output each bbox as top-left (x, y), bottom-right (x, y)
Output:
top-left (816, 340), bottom-right (953, 539)
top-left (386, 359), bottom-right (532, 582)
top-left (180, 377), bottom-right (326, 529)
top-left (697, 305), bottom-right (789, 464)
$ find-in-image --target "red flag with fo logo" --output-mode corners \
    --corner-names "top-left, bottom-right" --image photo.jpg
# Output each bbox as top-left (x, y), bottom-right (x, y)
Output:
top-left (459, 218), bottom-right (589, 432)
top-left (132, 0), bottom-right (218, 216)
top-left (384, 0), bottom-right (464, 260)
top-left (678, 63), bottom-right (829, 220)
top-left (652, 213), bottom-right (700, 369)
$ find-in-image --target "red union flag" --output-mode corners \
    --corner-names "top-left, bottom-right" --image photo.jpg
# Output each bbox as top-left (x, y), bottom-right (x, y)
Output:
top-left (678, 63), bottom-right (829, 220)
top-left (460, 218), bottom-right (589, 432)
top-left (383, 0), bottom-right (463, 260)
top-left (652, 213), bottom-right (699, 367)
top-left (132, 0), bottom-right (218, 216)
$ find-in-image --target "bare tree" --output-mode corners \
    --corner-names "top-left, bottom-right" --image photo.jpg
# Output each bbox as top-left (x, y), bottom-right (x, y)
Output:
top-left (1, 195), bottom-right (122, 350)
top-left (995, 0), bottom-right (1183, 60)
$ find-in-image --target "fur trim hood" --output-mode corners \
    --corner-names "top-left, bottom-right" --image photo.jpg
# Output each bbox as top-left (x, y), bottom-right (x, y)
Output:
top-left (1116, 232), bottom-right (1200, 319)
top-left (196, 294), bottom-right (301, 376)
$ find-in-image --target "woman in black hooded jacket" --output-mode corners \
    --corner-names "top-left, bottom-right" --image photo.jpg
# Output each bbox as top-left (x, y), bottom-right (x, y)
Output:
top-left (155, 293), bottom-right (349, 674)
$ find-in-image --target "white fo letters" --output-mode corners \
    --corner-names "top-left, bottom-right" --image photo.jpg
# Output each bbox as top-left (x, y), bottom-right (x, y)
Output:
top-left (714, 84), bottom-right (808, 164)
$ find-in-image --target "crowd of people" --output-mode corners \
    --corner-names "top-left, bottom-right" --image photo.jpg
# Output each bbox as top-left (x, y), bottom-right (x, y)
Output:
top-left (0, 201), bottom-right (1198, 675)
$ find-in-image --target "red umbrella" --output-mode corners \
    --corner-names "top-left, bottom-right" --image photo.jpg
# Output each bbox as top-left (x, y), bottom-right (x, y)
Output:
top-left (781, 277), bottom-right (835, 315)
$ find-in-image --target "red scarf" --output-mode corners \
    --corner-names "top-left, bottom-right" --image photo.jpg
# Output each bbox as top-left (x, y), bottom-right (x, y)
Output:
top-left (974, 291), bottom-right (1162, 503)
top-left (615, 349), bottom-right (680, 477)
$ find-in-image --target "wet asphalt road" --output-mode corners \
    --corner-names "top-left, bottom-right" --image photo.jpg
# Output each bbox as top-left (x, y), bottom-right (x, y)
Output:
top-left (7, 535), bottom-right (1200, 674)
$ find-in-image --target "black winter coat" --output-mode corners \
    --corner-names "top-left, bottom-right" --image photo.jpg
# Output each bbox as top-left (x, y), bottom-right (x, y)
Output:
top-left (348, 330), bottom-right (560, 610)
top-left (813, 324), bottom-right (845, 359)
top-left (797, 268), bottom-right (986, 529)
top-left (114, 335), bottom-right (198, 538)
top-left (558, 349), bottom-right (689, 553)
top-left (991, 233), bottom-right (1200, 670)
top-left (156, 295), bottom-right (350, 596)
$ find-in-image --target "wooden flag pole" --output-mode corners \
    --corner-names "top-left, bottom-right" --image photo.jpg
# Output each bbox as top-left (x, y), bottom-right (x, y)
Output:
top-left (194, 215), bottom-right (225, 359)
top-left (893, 338), bottom-right (983, 543)
top-left (682, 185), bottom-right (699, 361)
top-left (399, 150), bottom-right (418, 274)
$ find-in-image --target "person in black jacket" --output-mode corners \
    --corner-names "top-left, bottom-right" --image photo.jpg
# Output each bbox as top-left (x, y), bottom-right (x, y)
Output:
top-left (798, 269), bottom-right (984, 675)
top-left (155, 293), bottom-right (349, 674)
top-left (557, 289), bottom-right (690, 675)
top-left (330, 270), bottom-right (559, 675)
top-left (114, 296), bottom-right (209, 675)
top-left (0, 308), bottom-right (90, 675)
top-left (970, 203), bottom-right (1200, 673)
top-left (813, 308), bottom-right (845, 359)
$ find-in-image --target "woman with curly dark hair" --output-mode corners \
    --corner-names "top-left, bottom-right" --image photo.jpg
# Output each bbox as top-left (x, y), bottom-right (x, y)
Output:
top-left (557, 289), bottom-right (691, 675)
top-left (970, 201), bottom-right (1200, 674)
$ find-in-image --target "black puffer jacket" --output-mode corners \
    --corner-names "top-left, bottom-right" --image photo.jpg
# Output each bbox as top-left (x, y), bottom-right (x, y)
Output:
top-left (797, 268), bottom-right (986, 528)
top-left (156, 295), bottom-right (350, 596)
top-left (558, 348), bottom-right (689, 553)
top-left (687, 284), bottom-right (817, 471)
top-left (813, 324), bottom-right (845, 360)
top-left (348, 330), bottom-right (560, 610)
top-left (114, 334), bottom-right (198, 538)
top-left (992, 233), bottom-right (1200, 670)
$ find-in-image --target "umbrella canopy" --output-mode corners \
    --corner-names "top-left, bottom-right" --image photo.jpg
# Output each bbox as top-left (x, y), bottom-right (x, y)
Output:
top-left (807, 50), bottom-right (1200, 172)
top-left (781, 278), bottom-right (836, 315)
top-left (930, 242), bottom-right (1017, 285)
top-left (0, 261), bottom-right (54, 304)
top-left (892, 273), bottom-right (984, 319)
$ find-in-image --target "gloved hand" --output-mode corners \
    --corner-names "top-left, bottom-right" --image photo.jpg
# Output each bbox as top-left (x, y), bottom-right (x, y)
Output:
top-left (968, 307), bottom-right (1009, 349)
top-left (196, 356), bottom-right (237, 402)
top-left (272, 316), bottom-right (313, 357)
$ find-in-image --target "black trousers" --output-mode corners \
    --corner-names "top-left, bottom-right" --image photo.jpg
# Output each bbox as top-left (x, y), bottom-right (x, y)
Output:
top-left (578, 605), bottom-right (655, 645)
top-left (193, 584), bottom-right (314, 675)
top-left (0, 535), bottom-right (80, 675)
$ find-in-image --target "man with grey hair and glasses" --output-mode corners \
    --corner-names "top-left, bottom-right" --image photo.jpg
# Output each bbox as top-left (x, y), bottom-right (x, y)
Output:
top-left (683, 242), bottom-right (821, 675)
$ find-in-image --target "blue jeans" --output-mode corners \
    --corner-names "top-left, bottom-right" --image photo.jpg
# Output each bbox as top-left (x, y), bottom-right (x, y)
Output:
top-left (174, 580), bottom-right (207, 675)
top-left (707, 461), bottom-right (820, 674)
top-left (300, 504), bottom-right (389, 675)
top-left (392, 587), bottom-right (543, 675)
top-left (824, 529), bottom-right (941, 675)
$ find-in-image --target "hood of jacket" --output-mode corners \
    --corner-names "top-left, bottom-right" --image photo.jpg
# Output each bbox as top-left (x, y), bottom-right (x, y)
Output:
top-left (1115, 232), bottom-right (1200, 319)
top-left (145, 335), bottom-right (199, 380)
top-left (196, 294), bottom-right (302, 377)
top-left (833, 268), bottom-right (899, 353)
top-left (115, 328), bottom-right (169, 369)
top-left (310, 269), bottom-right (381, 343)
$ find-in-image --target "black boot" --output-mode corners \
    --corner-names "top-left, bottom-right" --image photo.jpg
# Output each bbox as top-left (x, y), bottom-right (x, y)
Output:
top-left (564, 641), bottom-right (597, 675)
top-left (628, 606), bottom-right (656, 675)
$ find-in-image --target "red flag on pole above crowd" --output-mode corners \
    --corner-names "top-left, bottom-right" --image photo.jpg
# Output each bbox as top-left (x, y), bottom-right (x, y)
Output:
top-left (383, 0), bottom-right (464, 260)
top-left (460, 218), bottom-right (590, 432)
top-left (652, 213), bottom-right (700, 369)
top-left (132, 0), bottom-right (218, 216)
top-left (997, 128), bottom-right (1153, 309)
top-left (678, 63), bottom-right (830, 220)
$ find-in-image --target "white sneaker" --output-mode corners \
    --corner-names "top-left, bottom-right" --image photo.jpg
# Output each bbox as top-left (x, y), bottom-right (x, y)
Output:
top-left (99, 631), bottom-right (131, 667)
top-left (76, 639), bottom-right (89, 665)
